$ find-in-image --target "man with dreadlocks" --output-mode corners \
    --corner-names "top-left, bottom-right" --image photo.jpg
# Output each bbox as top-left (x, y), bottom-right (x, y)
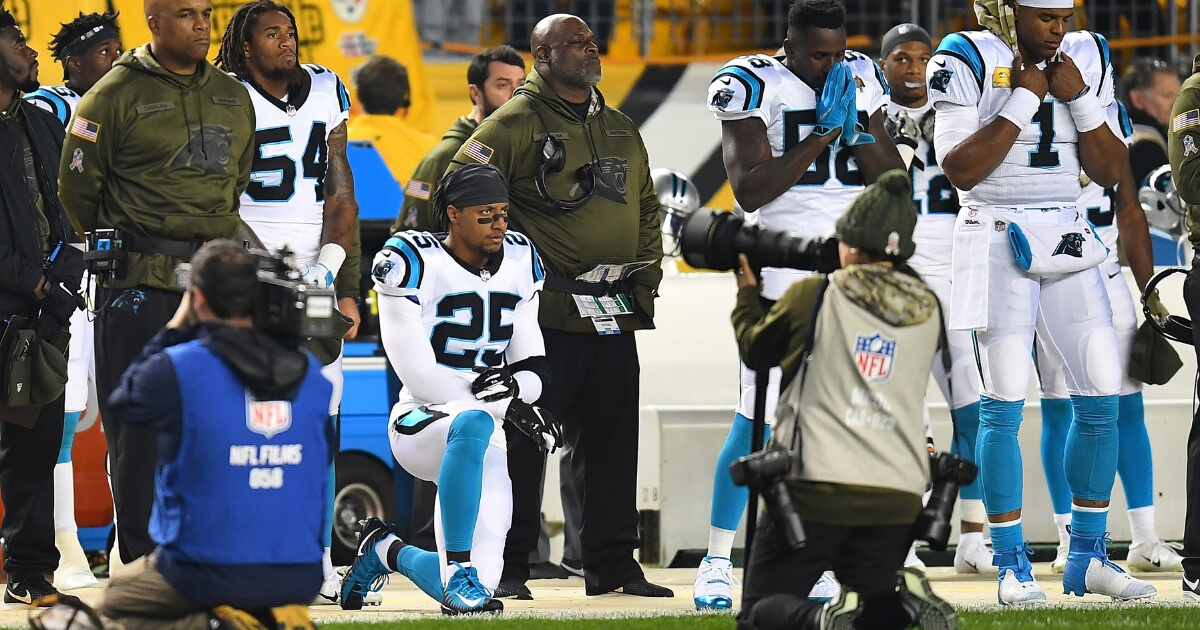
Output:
top-left (215, 0), bottom-right (360, 605)
top-left (58, 0), bottom-right (256, 569)
top-left (25, 11), bottom-right (121, 127)
top-left (23, 11), bottom-right (122, 593)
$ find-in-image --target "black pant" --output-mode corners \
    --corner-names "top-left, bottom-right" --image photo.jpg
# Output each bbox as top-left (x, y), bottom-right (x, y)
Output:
top-left (1182, 263), bottom-right (1200, 579)
top-left (738, 517), bottom-right (913, 630)
top-left (502, 329), bottom-right (643, 592)
top-left (95, 286), bottom-right (183, 564)
top-left (0, 394), bottom-right (65, 576)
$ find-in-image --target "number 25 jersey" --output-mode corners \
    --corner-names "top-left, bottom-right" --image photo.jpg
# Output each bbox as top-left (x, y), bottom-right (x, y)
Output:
top-left (926, 30), bottom-right (1117, 207)
top-left (706, 52), bottom-right (889, 238)
top-left (238, 64), bottom-right (351, 265)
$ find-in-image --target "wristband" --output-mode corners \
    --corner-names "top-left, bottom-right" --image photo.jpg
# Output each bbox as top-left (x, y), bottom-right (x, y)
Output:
top-left (1068, 93), bottom-right (1106, 133)
top-left (997, 88), bottom-right (1042, 130)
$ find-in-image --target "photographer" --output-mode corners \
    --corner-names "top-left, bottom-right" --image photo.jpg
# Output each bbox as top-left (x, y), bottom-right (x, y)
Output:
top-left (100, 241), bottom-right (332, 629)
top-left (733, 171), bottom-right (953, 630)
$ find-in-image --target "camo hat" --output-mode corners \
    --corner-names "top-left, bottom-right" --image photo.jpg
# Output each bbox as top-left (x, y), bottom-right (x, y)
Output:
top-left (834, 169), bottom-right (918, 260)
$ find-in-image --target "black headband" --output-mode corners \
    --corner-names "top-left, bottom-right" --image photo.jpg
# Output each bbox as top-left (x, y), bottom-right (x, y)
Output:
top-left (59, 23), bottom-right (119, 60)
top-left (444, 163), bottom-right (510, 209)
top-left (880, 23), bottom-right (931, 59)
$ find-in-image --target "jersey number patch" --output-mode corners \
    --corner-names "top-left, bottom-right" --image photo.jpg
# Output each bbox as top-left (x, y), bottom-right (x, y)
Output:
top-left (431, 292), bottom-right (521, 369)
top-left (782, 109), bottom-right (866, 187)
top-left (1028, 102), bottom-right (1060, 168)
top-left (1087, 186), bottom-right (1116, 228)
top-left (248, 122), bottom-right (328, 202)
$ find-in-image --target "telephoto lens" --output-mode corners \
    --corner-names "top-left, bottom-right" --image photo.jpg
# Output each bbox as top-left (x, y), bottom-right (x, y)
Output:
top-left (677, 208), bottom-right (840, 273)
top-left (912, 452), bottom-right (978, 551)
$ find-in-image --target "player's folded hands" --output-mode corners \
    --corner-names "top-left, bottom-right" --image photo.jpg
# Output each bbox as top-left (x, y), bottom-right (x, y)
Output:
top-left (815, 62), bottom-right (853, 136)
top-left (505, 400), bottom-right (564, 454)
top-left (471, 365), bottom-right (519, 402)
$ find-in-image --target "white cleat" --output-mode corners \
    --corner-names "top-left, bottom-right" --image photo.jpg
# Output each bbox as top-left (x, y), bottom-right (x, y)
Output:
top-left (1125, 540), bottom-right (1184, 573)
top-left (1051, 541), bottom-right (1068, 574)
top-left (997, 567), bottom-right (1048, 606)
top-left (315, 566), bottom-right (382, 606)
top-left (953, 537), bottom-right (997, 575)
top-left (904, 543), bottom-right (926, 571)
top-left (693, 556), bottom-right (738, 610)
top-left (1065, 555), bottom-right (1157, 601)
top-left (809, 571), bottom-right (841, 603)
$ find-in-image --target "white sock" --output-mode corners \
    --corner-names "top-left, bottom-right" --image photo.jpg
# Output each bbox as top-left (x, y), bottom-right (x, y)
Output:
top-left (322, 546), bottom-right (333, 578)
top-left (375, 534), bottom-right (399, 570)
top-left (708, 527), bottom-right (736, 559)
top-left (1053, 513), bottom-right (1071, 547)
top-left (1127, 506), bottom-right (1157, 549)
top-left (959, 531), bottom-right (984, 547)
top-left (53, 463), bottom-right (77, 534)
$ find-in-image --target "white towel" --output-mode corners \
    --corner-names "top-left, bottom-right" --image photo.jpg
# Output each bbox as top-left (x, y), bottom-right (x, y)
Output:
top-left (949, 207), bottom-right (992, 331)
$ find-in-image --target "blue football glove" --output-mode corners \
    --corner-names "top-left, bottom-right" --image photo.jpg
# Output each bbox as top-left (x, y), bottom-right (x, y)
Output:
top-left (814, 62), bottom-right (853, 136)
top-left (839, 71), bottom-right (875, 147)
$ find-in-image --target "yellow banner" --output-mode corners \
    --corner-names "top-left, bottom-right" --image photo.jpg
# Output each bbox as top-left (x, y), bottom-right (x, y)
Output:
top-left (110, 0), bottom-right (436, 133)
top-left (10, 0), bottom-right (109, 64)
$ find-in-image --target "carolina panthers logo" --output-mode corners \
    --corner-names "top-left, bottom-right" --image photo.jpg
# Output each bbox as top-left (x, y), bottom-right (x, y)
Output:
top-left (169, 125), bottom-right (235, 175)
top-left (111, 289), bottom-right (148, 314)
top-left (1052, 232), bottom-right (1085, 258)
top-left (711, 88), bottom-right (735, 111)
top-left (929, 68), bottom-right (953, 93)
top-left (590, 157), bottom-right (629, 205)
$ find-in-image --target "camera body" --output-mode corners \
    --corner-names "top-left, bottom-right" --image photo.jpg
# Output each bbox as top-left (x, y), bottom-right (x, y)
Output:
top-left (730, 443), bottom-right (806, 549)
top-left (678, 208), bottom-right (841, 273)
top-left (177, 247), bottom-right (339, 342)
top-left (912, 452), bottom-right (979, 551)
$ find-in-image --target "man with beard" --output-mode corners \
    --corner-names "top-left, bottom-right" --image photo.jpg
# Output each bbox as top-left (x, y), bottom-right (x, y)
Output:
top-left (393, 46), bottom-right (526, 233)
top-left (0, 6), bottom-right (86, 606)
top-left (450, 13), bottom-right (669, 600)
top-left (214, 0), bottom-right (360, 605)
top-left (57, 0), bottom-right (255, 568)
top-left (25, 10), bottom-right (122, 592)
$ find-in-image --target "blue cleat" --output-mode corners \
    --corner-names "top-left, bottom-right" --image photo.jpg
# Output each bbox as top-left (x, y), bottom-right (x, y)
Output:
top-left (339, 518), bottom-right (394, 610)
top-left (1063, 534), bottom-right (1156, 601)
top-left (441, 562), bottom-right (503, 616)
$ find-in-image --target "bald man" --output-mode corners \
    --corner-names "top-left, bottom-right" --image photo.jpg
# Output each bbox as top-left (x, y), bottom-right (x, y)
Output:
top-left (59, 0), bottom-right (255, 566)
top-left (449, 14), bottom-right (669, 599)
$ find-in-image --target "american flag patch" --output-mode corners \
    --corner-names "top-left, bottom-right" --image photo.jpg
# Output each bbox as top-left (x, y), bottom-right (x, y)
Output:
top-left (1173, 109), bottom-right (1200, 132)
top-left (70, 116), bottom-right (100, 142)
top-left (405, 179), bottom-right (431, 200)
top-left (463, 138), bottom-right (494, 164)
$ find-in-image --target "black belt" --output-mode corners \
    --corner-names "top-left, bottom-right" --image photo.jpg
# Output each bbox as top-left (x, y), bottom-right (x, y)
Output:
top-left (125, 235), bottom-right (204, 258)
top-left (544, 274), bottom-right (631, 297)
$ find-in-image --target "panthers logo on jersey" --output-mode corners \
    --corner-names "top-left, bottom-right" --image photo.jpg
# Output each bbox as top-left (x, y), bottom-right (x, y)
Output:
top-left (1052, 232), bottom-right (1085, 258)
top-left (929, 67), bottom-right (952, 93)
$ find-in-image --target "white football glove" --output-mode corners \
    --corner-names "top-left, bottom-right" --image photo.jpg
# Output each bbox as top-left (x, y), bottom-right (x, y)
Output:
top-left (300, 263), bottom-right (335, 289)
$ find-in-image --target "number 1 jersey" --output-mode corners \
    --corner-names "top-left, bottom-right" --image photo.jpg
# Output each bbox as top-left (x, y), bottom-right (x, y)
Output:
top-left (238, 64), bottom-right (351, 264)
top-left (706, 52), bottom-right (889, 238)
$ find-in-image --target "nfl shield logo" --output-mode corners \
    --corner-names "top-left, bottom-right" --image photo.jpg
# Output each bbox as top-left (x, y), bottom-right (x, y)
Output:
top-left (855, 332), bottom-right (897, 383)
top-left (247, 399), bottom-right (292, 438)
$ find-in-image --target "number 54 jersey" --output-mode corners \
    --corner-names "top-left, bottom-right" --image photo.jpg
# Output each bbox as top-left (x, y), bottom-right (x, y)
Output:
top-left (926, 30), bottom-right (1117, 207)
top-left (372, 230), bottom-right (546, 410)
top-left (238, 64), bottom-right (351, 265)
top-left (706, 52), bottom-right (889, 238)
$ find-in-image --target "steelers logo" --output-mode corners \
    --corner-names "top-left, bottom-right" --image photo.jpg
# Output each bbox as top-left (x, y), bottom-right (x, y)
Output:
top-left (330, 0), bottom-right (368, 24)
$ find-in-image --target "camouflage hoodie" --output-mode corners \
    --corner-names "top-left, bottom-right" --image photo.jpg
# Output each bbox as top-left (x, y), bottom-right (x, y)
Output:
top-left (58, 45), bottom-right (256, 291)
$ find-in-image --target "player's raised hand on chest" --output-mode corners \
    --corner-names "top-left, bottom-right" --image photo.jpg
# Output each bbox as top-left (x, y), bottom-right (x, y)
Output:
top-left (1045, 52), bottom-right (1087, 102)
top-left (1011, 51), bottom-right (1048, 100)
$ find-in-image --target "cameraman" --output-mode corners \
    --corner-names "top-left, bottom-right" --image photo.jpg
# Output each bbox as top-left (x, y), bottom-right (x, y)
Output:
top-left (734, 171), bottom-right (953, 630)
top-left (100, 241), bottom-right (332, 629)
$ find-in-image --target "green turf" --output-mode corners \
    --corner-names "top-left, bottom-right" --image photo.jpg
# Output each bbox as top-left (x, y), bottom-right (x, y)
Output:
top-left (317, 606), bottom-right (1200, 629)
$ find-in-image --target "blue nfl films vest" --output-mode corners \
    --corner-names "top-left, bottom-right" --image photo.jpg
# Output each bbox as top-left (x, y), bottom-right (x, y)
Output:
top-left (153, 340), bottom-right (332, 565)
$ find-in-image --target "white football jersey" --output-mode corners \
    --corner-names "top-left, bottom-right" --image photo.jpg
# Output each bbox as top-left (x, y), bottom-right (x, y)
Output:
top-left (885, 98), bottom-right (957, 262)
top-left (707, 52), bottom-right (889, 237)
top-left (239, 64), bottom-right (351, 264)
top-left (1082, 101), bottom-right (1135, 253)
top-left (24, 85), bottom-right (81, 128)
top-left (372, 230), bottom-right (546, 410)
top-left (927, 30), bottom-right (1119, 206)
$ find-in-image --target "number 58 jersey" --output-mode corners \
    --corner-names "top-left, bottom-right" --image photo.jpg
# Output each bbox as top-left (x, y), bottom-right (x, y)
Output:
top-left (372, 230), bottom-right (546, 407)
top-left (238, 64), bottom-right (351, 265)
top-left (707, 52), bottom-right (889, 238)
top-left (926, 30), bottom-right (1117, 206)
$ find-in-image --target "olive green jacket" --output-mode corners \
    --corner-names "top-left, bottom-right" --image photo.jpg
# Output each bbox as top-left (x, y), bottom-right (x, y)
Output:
top-left (1173, 55), bottom-right (1200, 248)
top-left (58, 46), bottom-right (256, 291)
top-left (392, 116), bottom-right (478, 233)
top-left (449, 70), bottom-right (663, 334)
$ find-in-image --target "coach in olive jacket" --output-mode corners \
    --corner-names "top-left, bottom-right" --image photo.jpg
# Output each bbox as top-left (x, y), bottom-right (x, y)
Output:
top-left (450, 14), bottom-right (668, 599)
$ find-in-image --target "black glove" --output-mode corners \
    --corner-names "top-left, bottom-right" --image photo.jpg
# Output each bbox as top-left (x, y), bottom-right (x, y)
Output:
top-left (471, 366), bottom-right (519, 402)
top-left (815, 238), bottom-right (841, 274)
top-left (39, 277), bottom-right (85, 324)
top-left (504, 399), bottom-right (564, 454)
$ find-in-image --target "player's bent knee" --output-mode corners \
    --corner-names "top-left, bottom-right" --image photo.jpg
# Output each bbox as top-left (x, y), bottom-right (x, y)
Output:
top-left (1082, 331), bottom-right (1122, 396)
top-left (448, 410), bottom-right (495, 443)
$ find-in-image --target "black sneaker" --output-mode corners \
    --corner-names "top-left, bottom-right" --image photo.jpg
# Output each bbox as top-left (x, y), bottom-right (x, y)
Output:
top-left (821, 589), bottom-right (863, 630)
top-left (586, 577), bottom-right (674, 597)
top-left (560, 557), bottom-right (584, 577)
top-left (493, 580), bottom-right (533, 599)
top-left (5, 573), bottom-right (58, 607)
top-left (529, 561), bottom-right (571, 580)
top-left (896, 567), bottom-right (958, 630)
top-left (1184, 574), bottom-right (1200, 603)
